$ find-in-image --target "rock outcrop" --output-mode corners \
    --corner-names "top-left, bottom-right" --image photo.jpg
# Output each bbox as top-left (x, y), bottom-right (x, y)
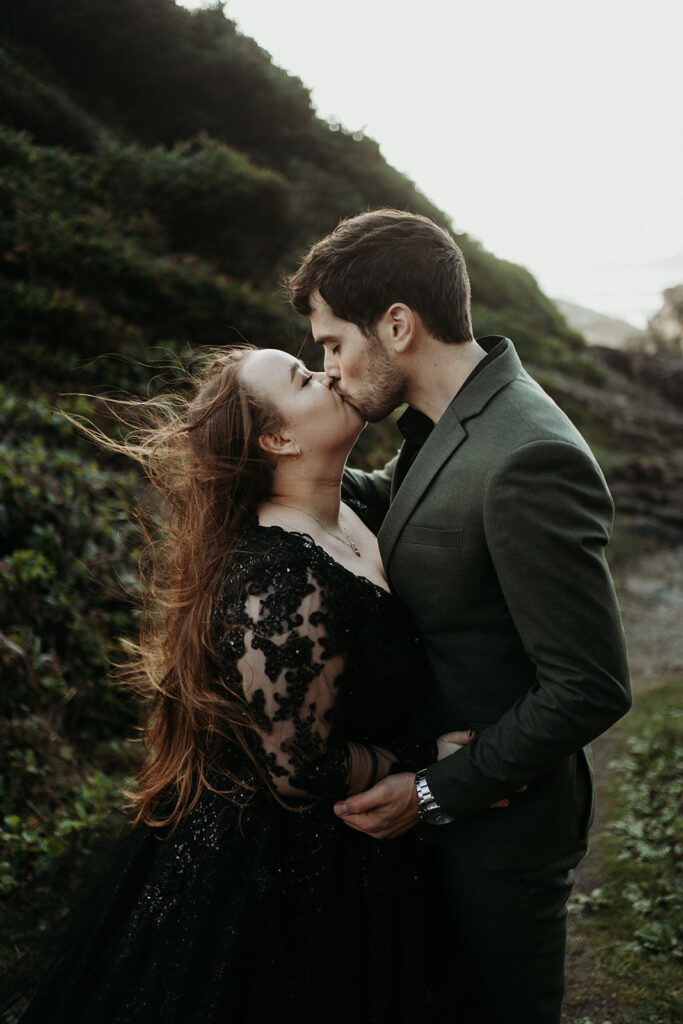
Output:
top-left (555, 299), bottom-right (645, 349)
top-left (533, 346), bottom-right (683, 544)
top-left (646, 285), bottom-right (683, 356)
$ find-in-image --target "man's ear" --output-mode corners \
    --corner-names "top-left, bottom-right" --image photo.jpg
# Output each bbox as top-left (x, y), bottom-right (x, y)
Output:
top-left (258, 431), bottom-right (301, 458)
top-left (380, 303), bottom-right (416, 354)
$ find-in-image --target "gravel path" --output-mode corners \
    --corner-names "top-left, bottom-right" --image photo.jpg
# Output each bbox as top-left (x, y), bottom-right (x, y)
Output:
top-left (618, 546), bottom-right (683, 693)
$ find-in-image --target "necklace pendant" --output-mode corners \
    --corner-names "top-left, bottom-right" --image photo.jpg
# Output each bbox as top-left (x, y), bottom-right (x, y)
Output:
top-left (350, 541), bottom-right (362, 557)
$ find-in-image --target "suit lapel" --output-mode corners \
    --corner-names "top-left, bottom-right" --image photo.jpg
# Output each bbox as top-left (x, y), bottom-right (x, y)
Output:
top-left (379, 405), bottom-right (466, 566)
top-left (379, 338), bottom-right (523, 569)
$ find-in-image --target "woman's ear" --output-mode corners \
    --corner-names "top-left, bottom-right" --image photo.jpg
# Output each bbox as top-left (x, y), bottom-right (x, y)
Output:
top-left (259, 432), bottom-right (302, 457)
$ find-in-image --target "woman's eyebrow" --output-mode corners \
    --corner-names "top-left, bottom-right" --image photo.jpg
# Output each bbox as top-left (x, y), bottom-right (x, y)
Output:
top-left (289, 361), bottom-right (307, 382)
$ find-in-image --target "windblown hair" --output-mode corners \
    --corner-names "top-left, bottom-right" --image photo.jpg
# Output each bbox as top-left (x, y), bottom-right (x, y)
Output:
top-left (286, 208), bottom-right (473, 344)
top-left (76, 345), bottom-right (284, 829)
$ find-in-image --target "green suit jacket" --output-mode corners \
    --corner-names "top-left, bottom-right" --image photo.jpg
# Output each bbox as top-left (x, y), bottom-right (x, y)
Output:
top-left (344, 338), bottom-right (631, 870)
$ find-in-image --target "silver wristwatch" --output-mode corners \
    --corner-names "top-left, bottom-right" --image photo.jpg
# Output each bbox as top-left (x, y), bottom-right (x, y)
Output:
top-left (415, 769), bottom-right (455, 825)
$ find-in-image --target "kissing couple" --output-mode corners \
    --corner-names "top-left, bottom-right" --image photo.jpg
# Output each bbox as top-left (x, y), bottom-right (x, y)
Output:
top-left (19, 210), bottom-right (630, 1024)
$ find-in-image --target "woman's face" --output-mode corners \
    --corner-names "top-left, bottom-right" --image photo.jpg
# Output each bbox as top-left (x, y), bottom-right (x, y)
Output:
top-left (239, 348), bottom-right (365, 457)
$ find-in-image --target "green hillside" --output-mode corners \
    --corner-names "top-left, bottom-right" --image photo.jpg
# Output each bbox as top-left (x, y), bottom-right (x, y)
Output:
top-left (0, 0), bottom-right (589, 395)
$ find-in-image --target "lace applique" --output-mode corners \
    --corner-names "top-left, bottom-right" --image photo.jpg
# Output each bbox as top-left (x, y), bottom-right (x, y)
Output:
top-left (212, 524), bottom-right (435, 803)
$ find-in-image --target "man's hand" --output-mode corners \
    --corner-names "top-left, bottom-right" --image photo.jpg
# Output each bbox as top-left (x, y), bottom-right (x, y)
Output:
top-left (333, 727), bottom-right (527, 837)
top-left (333, 772), bottom-right (418, 839)
top-left (334, 730), bottom-right (475, 839)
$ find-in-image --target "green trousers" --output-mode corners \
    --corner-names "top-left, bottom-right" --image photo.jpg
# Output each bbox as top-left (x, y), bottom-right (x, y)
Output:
top-left (432, 848), bottom-right (579, 1024)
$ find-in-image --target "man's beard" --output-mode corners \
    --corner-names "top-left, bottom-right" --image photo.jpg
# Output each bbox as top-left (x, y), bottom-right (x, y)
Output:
top-left (352, 340), bottom-right (407, 422)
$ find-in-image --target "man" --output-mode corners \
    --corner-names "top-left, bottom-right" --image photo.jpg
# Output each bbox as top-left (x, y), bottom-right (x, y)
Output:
top-left (286, 209), bottom-right (631, 1024)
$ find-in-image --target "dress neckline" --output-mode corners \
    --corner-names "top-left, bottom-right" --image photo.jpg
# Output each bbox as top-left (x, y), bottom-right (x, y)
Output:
top-left (251, 520), bottom-right (393, 600)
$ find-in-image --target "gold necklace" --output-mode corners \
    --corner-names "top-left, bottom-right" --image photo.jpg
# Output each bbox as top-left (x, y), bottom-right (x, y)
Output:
top-left (268, 500), bottom-right (362, 557)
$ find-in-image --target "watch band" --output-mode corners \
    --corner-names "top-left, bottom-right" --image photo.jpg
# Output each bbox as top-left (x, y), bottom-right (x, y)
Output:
top-left (415, 768), bottom-right (455, 825)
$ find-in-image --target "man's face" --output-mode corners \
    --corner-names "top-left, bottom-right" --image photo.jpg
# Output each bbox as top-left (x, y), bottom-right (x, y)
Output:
top-left (309, 292), bottom-right (407, 422)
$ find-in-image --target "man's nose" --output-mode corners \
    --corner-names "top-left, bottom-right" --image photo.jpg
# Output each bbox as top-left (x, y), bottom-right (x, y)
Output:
top-left (323, 348), bottom-right (340, 380)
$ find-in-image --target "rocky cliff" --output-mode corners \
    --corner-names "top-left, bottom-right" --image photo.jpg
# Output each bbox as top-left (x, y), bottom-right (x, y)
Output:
top-left (554, 299), bottom-right (645, 349)
top-left (534, 346), bottom-right (683, 545)
top-left (646, 285), bottom-right (683, 356)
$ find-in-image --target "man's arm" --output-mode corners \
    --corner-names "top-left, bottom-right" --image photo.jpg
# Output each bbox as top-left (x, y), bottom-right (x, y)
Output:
top-left (336, 439), bottom-right (631, 836)
top-left (424, 439), bottom-right (631, 814)
top-left (342, 454), bottom-right (399, 524)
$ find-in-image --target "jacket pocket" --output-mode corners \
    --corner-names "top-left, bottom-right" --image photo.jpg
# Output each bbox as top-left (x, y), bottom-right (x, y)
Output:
top-left (400, 524), bottom-right (463, 547)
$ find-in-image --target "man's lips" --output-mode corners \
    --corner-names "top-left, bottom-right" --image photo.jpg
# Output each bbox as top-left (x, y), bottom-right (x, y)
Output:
top-left (330, 386), bottom-right (363, 417)
top-left (340, 394), bottom-right (363, 416)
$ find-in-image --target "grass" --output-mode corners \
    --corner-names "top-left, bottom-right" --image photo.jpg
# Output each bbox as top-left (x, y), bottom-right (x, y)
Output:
top-left (565, 676), bottom-right (683, 1024)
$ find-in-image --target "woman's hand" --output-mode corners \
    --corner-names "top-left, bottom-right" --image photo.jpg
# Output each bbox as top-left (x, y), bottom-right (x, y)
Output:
top-left (437, 729), bottom-right (474, 761)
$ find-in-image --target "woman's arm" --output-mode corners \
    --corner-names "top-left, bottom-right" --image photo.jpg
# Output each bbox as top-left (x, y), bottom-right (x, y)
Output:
top-left (230, 573), bottom-right (434, 802)
top-left (342, 455), bottom-right (399, 526)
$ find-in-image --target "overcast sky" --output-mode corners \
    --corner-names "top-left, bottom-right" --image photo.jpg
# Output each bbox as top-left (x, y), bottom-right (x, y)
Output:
top-left (180, 0), bottom-right (683, 328)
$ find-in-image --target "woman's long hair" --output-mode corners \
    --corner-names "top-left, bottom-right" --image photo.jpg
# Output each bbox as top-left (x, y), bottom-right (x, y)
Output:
top-left (76, 345), bottom-right (284, 828)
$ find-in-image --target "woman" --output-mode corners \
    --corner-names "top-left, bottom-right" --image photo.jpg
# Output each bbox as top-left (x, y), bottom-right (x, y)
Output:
top-left (19, 345), bottom-right (466, 1023)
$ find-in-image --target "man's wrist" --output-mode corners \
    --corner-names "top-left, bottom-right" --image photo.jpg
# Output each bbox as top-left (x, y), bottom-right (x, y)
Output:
top-left (415, 768), bottom-right (455, 825)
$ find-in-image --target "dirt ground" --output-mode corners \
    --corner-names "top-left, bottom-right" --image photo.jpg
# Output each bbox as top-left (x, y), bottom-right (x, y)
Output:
top-left (561, 544), bottom-right (683, 1023)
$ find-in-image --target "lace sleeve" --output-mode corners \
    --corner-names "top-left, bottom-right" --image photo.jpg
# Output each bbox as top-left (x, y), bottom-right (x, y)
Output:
top-left (219, 565), bottom-right (410, 802)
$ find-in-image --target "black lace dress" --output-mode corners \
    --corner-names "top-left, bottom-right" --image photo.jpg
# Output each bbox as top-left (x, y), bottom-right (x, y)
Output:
top-left (19, 517), bottom-right (441, 1024)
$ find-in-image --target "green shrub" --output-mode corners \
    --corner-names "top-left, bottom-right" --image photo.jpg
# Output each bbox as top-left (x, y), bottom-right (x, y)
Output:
top-left (0, 126), bottom-right (301, 393)
top-left (567, 680), bottom-right (683, 1022)
top-left (95, 135), bottom-right (294, 280)
top-left (0, 388), bottom-right (141, 728)
top-left (0, 46), bottom-right (104, 149)
top-left (0, 387), bottom-right (145, 905)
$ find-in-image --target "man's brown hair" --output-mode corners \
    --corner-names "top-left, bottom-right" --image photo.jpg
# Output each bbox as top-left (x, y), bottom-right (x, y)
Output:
top-left (286, 208), bottom-right (473, 344)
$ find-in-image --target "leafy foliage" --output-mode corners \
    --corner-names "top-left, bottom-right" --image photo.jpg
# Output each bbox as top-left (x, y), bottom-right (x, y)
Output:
top-left (0, 46), bottom-right (104, 149)
top-left (0, 125), bottom-right (299, 393)
top-left (0, 389), bottom-right (142, 896)
top-left (93, 135), bottom-right (294, 282)
top-left (567, 679), bottom-right (683, 1023)
top-left (1, 763), bottom-right (127, 899)
top-left (0, 0), bottom-right (315, 158)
